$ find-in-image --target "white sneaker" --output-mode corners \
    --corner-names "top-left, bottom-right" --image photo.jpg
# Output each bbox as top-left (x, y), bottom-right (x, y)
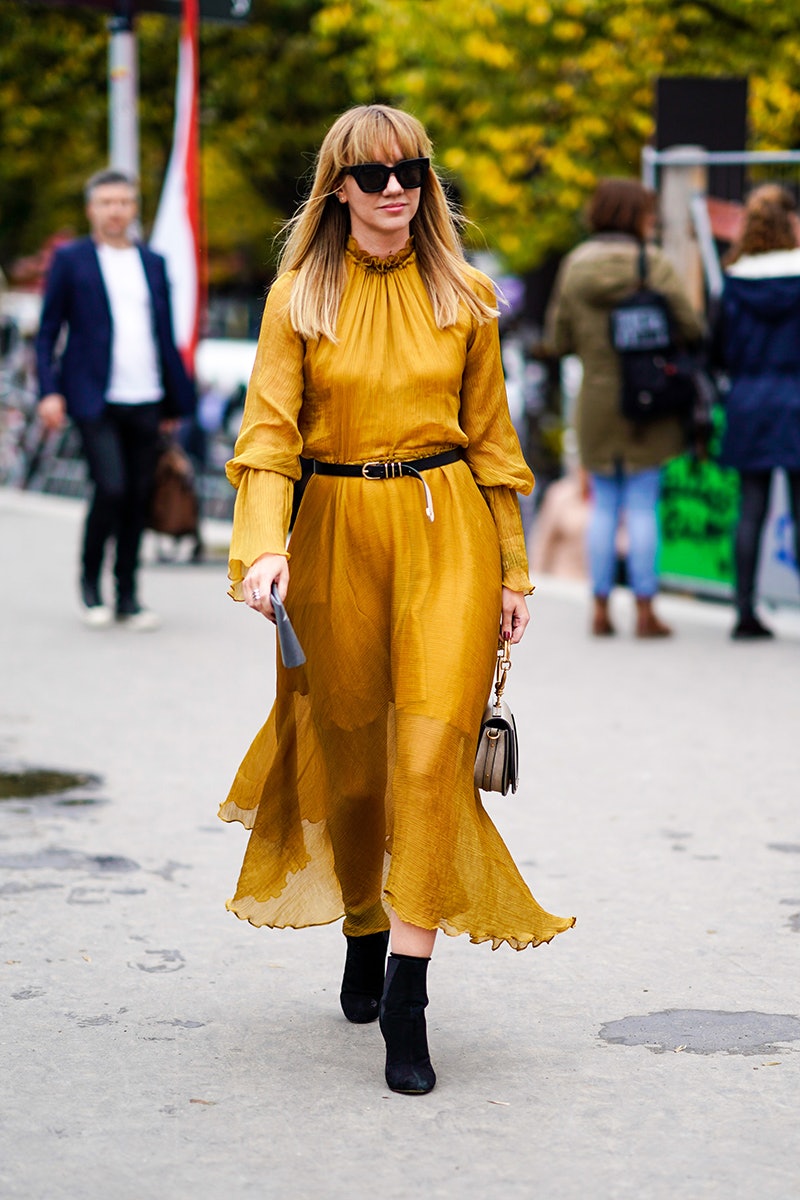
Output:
top-left (80, 579), bottom-right (113, 628)
top-left (116, 604), bottom-right (161, 632)
top-left (81, 603), bottom-right (113, 629)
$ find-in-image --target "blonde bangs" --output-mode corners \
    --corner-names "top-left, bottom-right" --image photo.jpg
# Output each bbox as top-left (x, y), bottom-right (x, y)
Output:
top-left (331, 108), bottom-right (430, 171)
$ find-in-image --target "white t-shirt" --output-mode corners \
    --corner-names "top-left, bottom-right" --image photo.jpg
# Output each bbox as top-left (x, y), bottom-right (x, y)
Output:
top-left (97, 243), bottom-right (163, 404)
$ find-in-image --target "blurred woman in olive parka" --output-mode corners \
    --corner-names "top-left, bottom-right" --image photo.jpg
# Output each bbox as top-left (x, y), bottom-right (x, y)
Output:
top-left (544, 178), bottom-right (703, 637)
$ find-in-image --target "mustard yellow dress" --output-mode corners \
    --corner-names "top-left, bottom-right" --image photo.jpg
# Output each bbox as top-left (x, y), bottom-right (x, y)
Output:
top-left (219, 238), bottom-right (575, 950)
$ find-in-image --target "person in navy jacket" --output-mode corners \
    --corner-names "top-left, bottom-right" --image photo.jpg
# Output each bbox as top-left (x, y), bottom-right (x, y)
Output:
top-left (719, 184), bottom-right (800, 640)
top-left (36, 168), bottom-right (196, 629)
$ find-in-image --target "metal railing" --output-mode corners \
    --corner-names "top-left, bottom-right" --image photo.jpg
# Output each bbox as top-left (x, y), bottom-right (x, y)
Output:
top-left (642, 146), bottom-right (800, 197)
top-left (643, 147), bottom-right (800, 303)
top-left (0, 367), bottom-right (237, 522)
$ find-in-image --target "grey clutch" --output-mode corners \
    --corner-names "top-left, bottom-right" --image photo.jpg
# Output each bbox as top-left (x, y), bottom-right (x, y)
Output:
top-left (270, 583), bottom-right (306, 668)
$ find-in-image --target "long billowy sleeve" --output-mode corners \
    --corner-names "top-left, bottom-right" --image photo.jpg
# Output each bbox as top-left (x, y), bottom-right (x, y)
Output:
top-left (459, 280), bottom-right (535, 594)
top-left (478, 485), bottom-right (533, 595)
top-left (227, 470), bottom-right (296, 600)
top-left (225, 273), bottom-right (305, 600)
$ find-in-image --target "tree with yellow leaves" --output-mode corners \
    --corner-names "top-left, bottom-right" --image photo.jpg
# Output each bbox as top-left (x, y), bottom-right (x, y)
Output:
top-left (314, 0), bottom-right (800, 271)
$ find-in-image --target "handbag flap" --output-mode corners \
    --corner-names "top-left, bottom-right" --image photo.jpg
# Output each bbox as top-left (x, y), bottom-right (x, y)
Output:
top-left (475, 700), bottom-right (519, 795)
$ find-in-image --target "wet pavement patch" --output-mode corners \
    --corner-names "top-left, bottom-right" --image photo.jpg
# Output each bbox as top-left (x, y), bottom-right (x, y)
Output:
top-left (54, 796), bottom-right (105, 808)
top-left (0, 767), bottom-right (102, 802)
top-left (130, 949), bottom-right (186, 973)
top-left (0, 847), bottom-right (139, 874)
top-left (149, 860), bottom-right (191, 882)
top-left (599, 1009), bottom-right (800, 1055)
top-left (68, 1013), bottom-right (115, 1028)
top-left (0, 881), bottom-right (63, 896)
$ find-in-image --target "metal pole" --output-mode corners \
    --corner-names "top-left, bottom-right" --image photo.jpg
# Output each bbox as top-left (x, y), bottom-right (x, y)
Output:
top-left (641, 145), bottom-right (657, 192)
top-left (659, 146), bottom-right (707, 311)
top-left (689, 194), bottom-right (724, 301)
top-left (108, 0), bottom-right (139, 179)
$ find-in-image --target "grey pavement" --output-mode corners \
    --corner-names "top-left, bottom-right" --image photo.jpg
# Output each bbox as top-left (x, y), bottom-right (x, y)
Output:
top-left (1, 485), bottom-right (799, 1200)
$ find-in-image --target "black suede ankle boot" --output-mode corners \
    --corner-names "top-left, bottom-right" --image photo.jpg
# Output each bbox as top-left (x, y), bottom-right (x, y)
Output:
top-left (379, 953), bottom-right (436, 1095)
top-left (339, 930), bottom-right (390, 1023)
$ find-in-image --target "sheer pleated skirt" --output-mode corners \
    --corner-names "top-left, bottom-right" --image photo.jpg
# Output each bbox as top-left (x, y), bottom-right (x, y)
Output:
top-left (220, 460), bottom-right (575, 950)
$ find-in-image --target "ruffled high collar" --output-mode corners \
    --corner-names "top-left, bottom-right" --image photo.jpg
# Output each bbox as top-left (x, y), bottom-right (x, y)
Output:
top-left (346, 236), bottom-right (416, 273)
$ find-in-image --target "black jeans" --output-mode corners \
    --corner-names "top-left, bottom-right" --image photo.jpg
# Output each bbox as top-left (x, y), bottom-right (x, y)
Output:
top-left (735, 469), bottom-right (800, 616)
top-left (76, 402), bottom-right (162, 603)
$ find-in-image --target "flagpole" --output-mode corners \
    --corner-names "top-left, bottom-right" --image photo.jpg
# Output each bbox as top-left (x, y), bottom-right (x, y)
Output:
top-left (108, 0), bottom-right (139, 178)
top-left (150, 0), bottom-right (201, 376)
top-left (186, 0), bottom-right (201, 364)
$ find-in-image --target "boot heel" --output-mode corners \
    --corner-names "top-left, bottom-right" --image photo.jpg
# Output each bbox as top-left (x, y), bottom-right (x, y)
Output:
top-left (379, 953), bottom-right (436, 1095)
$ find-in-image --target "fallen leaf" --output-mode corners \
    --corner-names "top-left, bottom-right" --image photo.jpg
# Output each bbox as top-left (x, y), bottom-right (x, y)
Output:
top-left (82, 955), bottom-right (92, 963)
top-left (189, 1098), bottom-right (217, 1106)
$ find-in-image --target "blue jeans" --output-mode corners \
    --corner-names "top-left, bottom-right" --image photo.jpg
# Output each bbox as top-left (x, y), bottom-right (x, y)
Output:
top-left (587, 466), bottom-right (662, 598)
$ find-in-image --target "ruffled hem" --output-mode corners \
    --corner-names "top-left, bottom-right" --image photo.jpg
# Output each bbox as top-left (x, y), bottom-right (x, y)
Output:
top-left (385, 892), bottom-right (576, 953)
top-left (225, 891), bottom-right (576, 953)
top-left (219, 799), bottom-right (257, 828)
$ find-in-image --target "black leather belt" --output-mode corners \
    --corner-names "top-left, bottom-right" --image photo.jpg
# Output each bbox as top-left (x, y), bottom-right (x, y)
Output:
top-left (312, 447), bottom-right (462, 479)
top-left (311, 448), bottom-right (463, 522)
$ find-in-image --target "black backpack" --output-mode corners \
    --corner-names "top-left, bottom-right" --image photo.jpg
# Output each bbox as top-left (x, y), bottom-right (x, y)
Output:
top-left (609, 244), bottom-right (698, 423)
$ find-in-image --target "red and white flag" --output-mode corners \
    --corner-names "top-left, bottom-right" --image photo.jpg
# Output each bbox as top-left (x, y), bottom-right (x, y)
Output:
top-left (150, 0), bottom-right (200, 374)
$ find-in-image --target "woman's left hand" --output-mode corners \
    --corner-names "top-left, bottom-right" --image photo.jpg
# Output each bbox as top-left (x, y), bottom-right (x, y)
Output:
top-left (501, 588), bottom-right (530, 644)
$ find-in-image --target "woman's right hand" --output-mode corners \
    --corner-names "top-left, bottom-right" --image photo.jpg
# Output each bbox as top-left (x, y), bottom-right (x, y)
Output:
top-left (243, 553), bottom-right (290, 623)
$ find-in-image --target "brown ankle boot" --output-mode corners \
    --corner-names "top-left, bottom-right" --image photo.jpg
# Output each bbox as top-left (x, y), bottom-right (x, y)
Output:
top-left (592, 596), bottom-right (615, 637)
top-left (635, 596), bottom-right (673, 638)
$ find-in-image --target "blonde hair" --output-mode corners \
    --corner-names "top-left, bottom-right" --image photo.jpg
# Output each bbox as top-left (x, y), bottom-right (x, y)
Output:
top-left (277, 104), bottom-right (498, 341)
top-left (725, 183), bottom-right (798, 264)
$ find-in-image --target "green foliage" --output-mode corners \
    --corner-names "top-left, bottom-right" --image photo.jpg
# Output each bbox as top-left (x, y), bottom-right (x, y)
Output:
top-left (196, 0), bottom-right (357, 280)
top-left (3, 0), bottom-right (800, 285)
top-left (314, 0), bottom-right (800, 271)
top-left (0, 7), bottom-right (108, 263)
top-left (0, 1), bottom-right (356, 284)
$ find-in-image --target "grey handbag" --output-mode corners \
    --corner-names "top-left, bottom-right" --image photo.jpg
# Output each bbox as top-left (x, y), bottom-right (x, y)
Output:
top-left (474, 638), bottom-right (519, 795)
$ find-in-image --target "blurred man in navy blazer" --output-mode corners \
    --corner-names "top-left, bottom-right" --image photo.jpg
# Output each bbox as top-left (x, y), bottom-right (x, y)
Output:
top-left (36, 168), bottom-right (195, 629)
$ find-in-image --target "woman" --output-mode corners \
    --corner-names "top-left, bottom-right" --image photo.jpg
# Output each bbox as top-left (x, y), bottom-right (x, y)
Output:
top-left (219, 104), bottom-right (574, 1096)
top-left (544, 178), bottom-right (703, 637)
top-left (718, 184), bottom-right (800, 639)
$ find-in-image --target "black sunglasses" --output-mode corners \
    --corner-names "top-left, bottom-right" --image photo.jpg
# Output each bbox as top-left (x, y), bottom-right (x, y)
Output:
top-left (345, 157), bottom-right (430, 194)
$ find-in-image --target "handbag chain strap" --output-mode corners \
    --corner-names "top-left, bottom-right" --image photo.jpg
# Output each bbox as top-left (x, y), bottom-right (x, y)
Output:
top-left (493, 638), bottom-right (512, 704)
